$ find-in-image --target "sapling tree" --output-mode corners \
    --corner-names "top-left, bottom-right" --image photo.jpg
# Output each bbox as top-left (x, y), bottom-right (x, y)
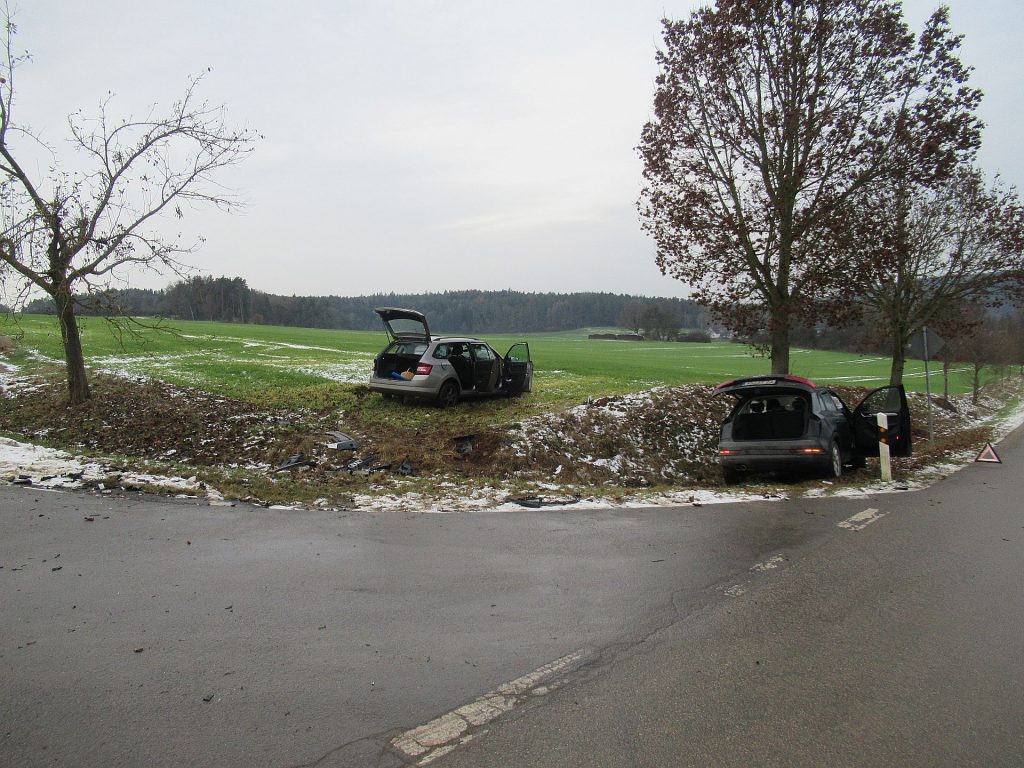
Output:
top-left (0, 10), bottom-right (256, 403)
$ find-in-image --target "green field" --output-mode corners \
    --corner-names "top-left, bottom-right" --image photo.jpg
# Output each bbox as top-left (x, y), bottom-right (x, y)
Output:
top-left (1, 313), bottom-right (983, 409)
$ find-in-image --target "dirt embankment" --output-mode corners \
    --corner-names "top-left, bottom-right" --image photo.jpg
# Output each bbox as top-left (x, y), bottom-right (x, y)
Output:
top-left (1, 369), bottom-right (1020, 506)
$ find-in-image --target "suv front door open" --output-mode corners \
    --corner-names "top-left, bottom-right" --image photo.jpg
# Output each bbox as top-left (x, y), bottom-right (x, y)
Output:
top-left (853, 385), bottom-right (913, 457)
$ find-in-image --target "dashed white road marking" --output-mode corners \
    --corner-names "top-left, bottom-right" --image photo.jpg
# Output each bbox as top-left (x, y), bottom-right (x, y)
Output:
top-left (838, 507), bottom-right (888, 531)
top-left (723, 554), bottom-right (789, 597)
top-left (391, 649), bottom-right (590, 765)
top-left (750, 554), bottom-right (786, 572)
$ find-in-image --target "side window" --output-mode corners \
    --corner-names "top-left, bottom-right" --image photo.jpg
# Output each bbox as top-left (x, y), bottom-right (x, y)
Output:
top-left (472, 344), bottom-right (495, 362)
top-left (818, 392), bottom-right (837, 412)
top-left (860, 387), bottom-right (902, 414)
top-left (432, 344), bottom-right (449, 360)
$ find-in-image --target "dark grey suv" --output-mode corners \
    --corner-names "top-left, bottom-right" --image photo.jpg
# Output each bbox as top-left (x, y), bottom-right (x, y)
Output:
top-left (714, 375), bottom-right (912, 483)
top-left (369, 308), bottom-right (533, 407)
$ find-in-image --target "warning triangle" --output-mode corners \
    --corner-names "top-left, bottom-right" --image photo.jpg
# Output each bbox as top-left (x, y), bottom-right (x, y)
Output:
top-left (975, 443), bottom-right (1002, 464)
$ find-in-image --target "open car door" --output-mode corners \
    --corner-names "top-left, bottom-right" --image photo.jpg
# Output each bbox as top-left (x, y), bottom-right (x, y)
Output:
top-left (852, 385), bottom-right (912, 457)
top-left (502, 342), bottom-right (533, 394)
top-left (374, 308), bottom-right (430, 343)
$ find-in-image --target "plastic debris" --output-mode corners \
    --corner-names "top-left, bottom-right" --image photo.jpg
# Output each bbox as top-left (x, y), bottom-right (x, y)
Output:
top-left (274, 454), bottom-right (314, 472)
top-left (324, 431), bottom-right (359, 451)
top-left (507, 495), bottom-right (581, 509)
top-left (345, 455), bottom-right (377, 471)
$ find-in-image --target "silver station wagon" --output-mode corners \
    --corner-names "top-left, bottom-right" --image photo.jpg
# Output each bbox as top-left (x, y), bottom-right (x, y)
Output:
top-left (369, 308), bottom-right (533, 407)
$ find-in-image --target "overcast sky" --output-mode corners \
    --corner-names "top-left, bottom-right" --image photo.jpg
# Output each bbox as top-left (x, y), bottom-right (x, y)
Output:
top-left (10, 0), bottom-right (1023, 299)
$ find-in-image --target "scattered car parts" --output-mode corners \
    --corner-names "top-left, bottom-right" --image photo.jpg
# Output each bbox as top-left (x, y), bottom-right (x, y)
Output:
top-left (324, 431), bottom-right (359, 451)
top-left (274, 453), bottom-right (315, 472)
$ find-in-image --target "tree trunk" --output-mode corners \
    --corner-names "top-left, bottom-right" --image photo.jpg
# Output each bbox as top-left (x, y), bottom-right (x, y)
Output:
top-left (943, 359), bottom-right (950, 399)
top-left (54, 283), bottom-right (91, 404)
top-left (889, 334), bottom-right (907, 386)
top-left (770, 322), bottom-right (790, 375)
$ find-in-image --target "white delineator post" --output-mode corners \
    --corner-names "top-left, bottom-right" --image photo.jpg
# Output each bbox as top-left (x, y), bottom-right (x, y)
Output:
top-left (877, 412), bottom-right (892, 482)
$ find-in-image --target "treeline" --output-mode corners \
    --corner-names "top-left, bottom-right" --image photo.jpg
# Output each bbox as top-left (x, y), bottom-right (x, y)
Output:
top-left (21, 275), bottom-right (708, 334)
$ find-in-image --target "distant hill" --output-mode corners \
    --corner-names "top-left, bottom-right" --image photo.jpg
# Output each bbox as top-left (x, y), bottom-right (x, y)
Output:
top-left (21, 276), bottom-right (708, 335)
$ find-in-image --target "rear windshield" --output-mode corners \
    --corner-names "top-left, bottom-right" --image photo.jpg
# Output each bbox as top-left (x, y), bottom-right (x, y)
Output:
top-left (385, 341), bottom-right (428, 357)
top-left (387, 317), bottom-right (427, 337)
top-left (736, 394), bottom-right (808, 415)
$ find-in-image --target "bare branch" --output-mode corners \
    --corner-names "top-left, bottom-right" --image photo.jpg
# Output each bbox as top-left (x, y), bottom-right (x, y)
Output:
top-left (0, 5), bottom-right (256, 403)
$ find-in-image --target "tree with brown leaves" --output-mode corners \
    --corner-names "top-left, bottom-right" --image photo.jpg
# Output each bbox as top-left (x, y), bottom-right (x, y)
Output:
top-left (638, 0), bottom-right (982, 374)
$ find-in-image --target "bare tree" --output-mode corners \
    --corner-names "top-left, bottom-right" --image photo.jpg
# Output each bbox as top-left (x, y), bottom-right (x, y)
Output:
top-left (854, 169), bottom-right (1024, 385)
top-left (618, 301), bottom-right (645, 335)
top-left (640, 302), bottom-right (680, 341)
top-left (638, 1), bottom-right (981, 374)
top-left (0, 10), bottom-right (256, 403)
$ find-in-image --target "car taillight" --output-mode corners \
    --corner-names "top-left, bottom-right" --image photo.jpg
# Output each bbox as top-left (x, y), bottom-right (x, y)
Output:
top-left (415, 363), bottom-right (432, 376)
top-left (792, 447), bottom-right (826, 455)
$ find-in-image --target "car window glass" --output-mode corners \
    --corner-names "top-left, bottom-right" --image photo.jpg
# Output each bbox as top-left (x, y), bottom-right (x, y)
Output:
top-left (388, 342), bottom-right (427, 356)
top-left (472, 345), bottom-right (495, 362)
top-left (860, 387), bottom-right (902, 414)
top-left (740, 395), bottom-right (806, 414)
top-left (432, 344), bottom-right (449, 359)
top-left (506, 343), bottom-right (529, 362)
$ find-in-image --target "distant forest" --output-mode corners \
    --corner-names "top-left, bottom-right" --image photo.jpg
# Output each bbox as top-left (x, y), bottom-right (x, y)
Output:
top-left (20, 275), bottom-right (709, 335)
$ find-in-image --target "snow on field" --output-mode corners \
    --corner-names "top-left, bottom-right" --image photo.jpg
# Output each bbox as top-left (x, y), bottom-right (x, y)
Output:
top-left (91, 349), bottom-right (375, 384)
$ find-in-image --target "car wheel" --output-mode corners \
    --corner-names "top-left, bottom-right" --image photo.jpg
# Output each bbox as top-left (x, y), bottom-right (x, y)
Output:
top-left (827, 440), bottom-right (842, 479)
top-left (436, 380), bottom-right (460, 409)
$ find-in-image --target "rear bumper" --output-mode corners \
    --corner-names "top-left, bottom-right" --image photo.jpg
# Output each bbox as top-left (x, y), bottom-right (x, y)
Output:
top-left (368, 375), bottom-right (439, 398)
top-left (718, 439), bottom-right (831, 473)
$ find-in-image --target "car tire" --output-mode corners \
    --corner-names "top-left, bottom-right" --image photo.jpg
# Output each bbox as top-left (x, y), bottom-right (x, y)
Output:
top-left (436, 380), bottom-right (460, 409)
top-left (827, 440), bottom-right (843, 479)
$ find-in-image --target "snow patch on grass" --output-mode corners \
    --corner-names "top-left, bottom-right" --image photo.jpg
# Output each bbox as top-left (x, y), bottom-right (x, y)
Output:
top-left (0, 436), bottom-right (203, 493)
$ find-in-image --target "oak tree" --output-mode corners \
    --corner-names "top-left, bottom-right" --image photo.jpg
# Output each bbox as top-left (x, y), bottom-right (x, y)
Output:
top-left (639, 0), bottom-right (981, 373)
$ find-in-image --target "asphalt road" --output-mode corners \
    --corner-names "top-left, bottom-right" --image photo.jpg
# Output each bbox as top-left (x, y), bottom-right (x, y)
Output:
top-left (438, 426), bottom-right (1024, 768)
top-left (1, 427), bottom-right (1021, 767)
